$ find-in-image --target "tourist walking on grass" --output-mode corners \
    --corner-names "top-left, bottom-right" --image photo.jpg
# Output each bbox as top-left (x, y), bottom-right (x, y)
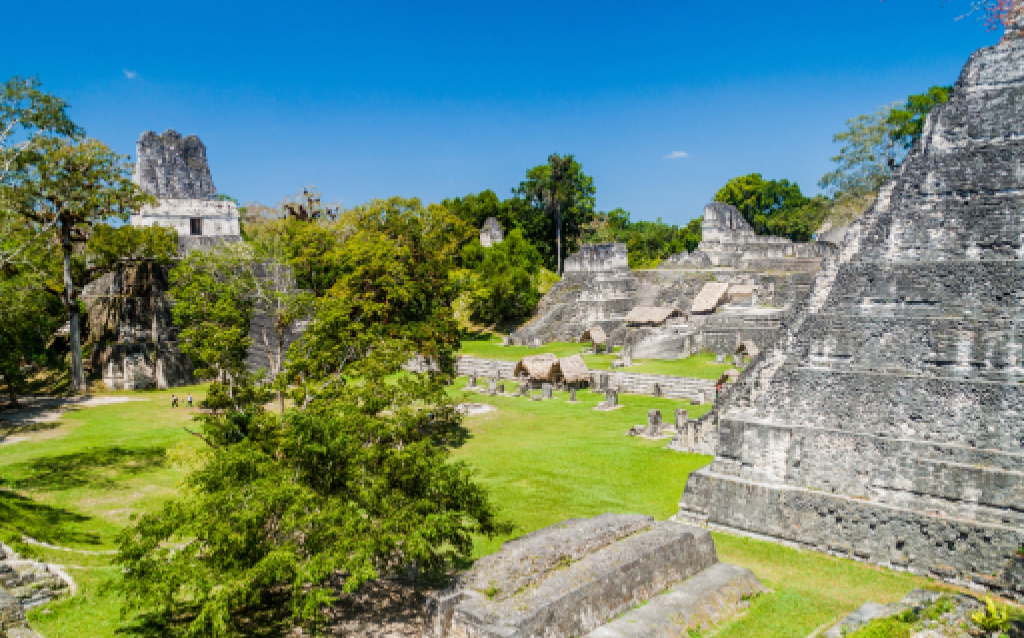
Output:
top-left (187, 394), bottom-right (193, 408)
top-left (171, 394), bottom-right (178, 408)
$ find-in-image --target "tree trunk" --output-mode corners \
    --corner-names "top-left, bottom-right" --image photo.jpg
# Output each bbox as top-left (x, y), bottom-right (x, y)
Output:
top-left (555, 202), bottom-right (563, 276)
top-left (8, 382), bottom-right (19, 408)
top-left (62, 222), bottom-right (86, 394)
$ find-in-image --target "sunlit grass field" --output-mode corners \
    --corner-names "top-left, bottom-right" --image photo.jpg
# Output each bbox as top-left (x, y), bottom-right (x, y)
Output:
top-left (0, 380), bottom-right (945, 638)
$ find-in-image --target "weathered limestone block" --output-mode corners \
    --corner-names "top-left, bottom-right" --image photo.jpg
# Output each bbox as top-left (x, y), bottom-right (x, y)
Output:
top-left (605, 389), bottom-right (618, 407)
top-left (569, 387), bottom-right (577, 402)
top-left (468, 375), bottom-right (476, 388)
top-left (542, 383), bottom-right (553, 399)
top-left (425, 515), bottom-right (717, 638)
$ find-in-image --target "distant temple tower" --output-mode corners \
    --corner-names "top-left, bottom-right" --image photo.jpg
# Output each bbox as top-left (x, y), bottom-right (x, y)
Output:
top-left (130, 130), bottom-right (241, 252)
top-left (480, 217), bottom-right (504, 247)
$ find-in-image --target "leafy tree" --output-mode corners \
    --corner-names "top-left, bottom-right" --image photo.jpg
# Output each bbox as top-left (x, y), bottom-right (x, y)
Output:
top-left (712, 173), bottom-right (824, 241)
top-left (1, 76), bottom-right (82, 269)
top-left (818, 104), bottom-right (903, 206)
top-left (0, 213), bottom-right (64, 404)
top-left (169, 243), bottom-right (256, 397)
top-left (586, 209), bottom-right (702, 268)
top-left (886, 85), bottom-right (952, 150)
top-left (4, 137), bottom-right (154, 393)
top-left (462, 229), bottom-right (543, 326)
top-left (119, 197), bottom-right (501, 638)
top-left (514, 154), bottom-right (596, 275)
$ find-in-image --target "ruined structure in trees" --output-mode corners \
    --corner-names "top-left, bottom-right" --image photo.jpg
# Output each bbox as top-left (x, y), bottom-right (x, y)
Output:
top-left (676, 33), bottom-right (1024, 597)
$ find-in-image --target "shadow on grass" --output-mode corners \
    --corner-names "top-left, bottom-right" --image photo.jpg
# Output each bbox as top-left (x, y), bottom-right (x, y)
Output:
top-left (0, 488), bottom-right (101, 547)
top-left (6, 446), bottom-right (168, 492)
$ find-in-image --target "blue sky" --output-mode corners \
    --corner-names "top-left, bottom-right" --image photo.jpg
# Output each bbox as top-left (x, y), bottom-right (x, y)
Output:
top-left (4, 1), bottom-right (1001, 226)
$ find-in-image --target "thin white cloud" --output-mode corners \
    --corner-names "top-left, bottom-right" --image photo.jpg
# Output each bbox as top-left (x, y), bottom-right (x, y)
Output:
top-left (663, 151), bottom-right (689, 159)
top-left (123, 69), bottom-right (137, 80)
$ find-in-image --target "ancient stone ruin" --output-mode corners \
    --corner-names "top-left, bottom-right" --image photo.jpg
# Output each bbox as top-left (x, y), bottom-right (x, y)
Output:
top-left (130, 129), bottom-right (241, 253)
top-left (513, 206), bottom-right (836, 357)
top-left (677, 33), bottom-right (1024, 598)
top-left (479, 216), bottom-right (504, 247)
top-left (425, 514), bottom-right (762, 638)
top-left (83, 263), bottom-right (193, 390)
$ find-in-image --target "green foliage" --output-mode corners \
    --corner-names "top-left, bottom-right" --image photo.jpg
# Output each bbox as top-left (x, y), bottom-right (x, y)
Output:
top-left (169, 244), bottom-right (255, 384)
top-left (886, 86), bottom-right (952, 150)
top-left (463, 230), bottom-right (543, 326)
top-left (514, 154), bottom-right (596, 274)
top-left (85, 223), bottom-right (178, 270)
top-left (713, 174), bottom-right (826, 242)
top-left (585, 208), bottom-right (702, 268)
top-left (971, 596), bottom-right (1010, 632)
top-left (120, 196), bottom-right (500, 637)
top-left (0, 264), bottom-right (64, 403)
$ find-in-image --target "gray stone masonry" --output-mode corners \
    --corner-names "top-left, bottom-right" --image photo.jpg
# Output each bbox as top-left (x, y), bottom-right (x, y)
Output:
top-left (134, 130), bottom-right (216, 200)
top-left (424, 515), bottom-right (718, 638)
top-left (675, 408), bottom-right (688, 431)
top-left (583, 563), bottom-right (764, 638)
top-left (496, 382), bottom-right (505, 394)
top-left (542, 383), bottom-right (553, 399)
top-left (519, 383), bottom-right (530, 397)
top-left (647, 409), bottom-right (663, 436)
top-left (678, 37), bottom-right (1024, 597)
top-left (570, 387), bottom-right (578, 402)
top-left (467, 375), bottom-right (476, 388)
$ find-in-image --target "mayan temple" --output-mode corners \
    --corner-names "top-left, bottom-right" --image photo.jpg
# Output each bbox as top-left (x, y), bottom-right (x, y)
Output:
top-left (677, 25), bottom-right (1024, 593)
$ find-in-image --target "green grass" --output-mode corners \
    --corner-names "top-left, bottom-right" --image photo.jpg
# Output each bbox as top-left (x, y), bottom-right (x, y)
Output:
top-left (447, 378), bottom-right (712, 556)
top-left (459, 334), bottom-right (736, 379)
top-left (0, 385), bottom-right (207, 638)
top-left (1, 380), bottom-right (953, 638)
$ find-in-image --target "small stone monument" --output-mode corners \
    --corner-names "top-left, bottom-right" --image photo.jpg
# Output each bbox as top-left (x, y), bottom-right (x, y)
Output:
top-left (542, 383), bottom-right (553, 399)
top-left (653, 383), bottom-right (662, 398)
top-left (605, 388), bottom-right (618, 408)
top-left (647, 409), bottom-right (663, 436)
top-left (468, 375), bottom-right (476, 388)
top-left (675, 408), bottom-right (688, 432)
top-left (519, 383), bottom-right (530, 397)
top-left (592, 372), bottom-right (608, 392)
top-left (569, 387), bottom-right (578, 402)
top-left (733, 353), bottom-right (742, 366)
top-left (501, 334), bottom-right (511, 346)
top-left (496, 381), bottom-right (505, 394)
top-left (488, 378), bottom-right (497, 391)
top-left (715, 353), bottom-right (726, 364)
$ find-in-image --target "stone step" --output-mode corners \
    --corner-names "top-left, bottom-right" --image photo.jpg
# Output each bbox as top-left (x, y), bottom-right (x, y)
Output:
top-left (583, 563), bottom-right (764, 638)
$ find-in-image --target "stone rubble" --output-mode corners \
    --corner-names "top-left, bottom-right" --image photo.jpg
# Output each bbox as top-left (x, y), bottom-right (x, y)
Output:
top-left (0, 543), bottom-right (69, 638)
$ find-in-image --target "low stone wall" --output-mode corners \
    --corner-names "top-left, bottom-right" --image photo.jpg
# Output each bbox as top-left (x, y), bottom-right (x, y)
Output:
top-left (456, 357), bottom-right (715, 401)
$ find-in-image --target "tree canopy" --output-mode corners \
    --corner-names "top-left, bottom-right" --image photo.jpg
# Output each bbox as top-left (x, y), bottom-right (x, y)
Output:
top-left (712, 173), bottom-right (826, 242)
top-left (120, 197), bottom-right (502, 638)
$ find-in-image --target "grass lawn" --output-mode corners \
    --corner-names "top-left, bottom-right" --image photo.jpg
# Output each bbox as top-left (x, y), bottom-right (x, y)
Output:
top-left (0, 381), bottom-right (948, 638)
top-left (0, 385), bottom-right (207, 638)
top-left (460, 334), bottom-right (737, 379)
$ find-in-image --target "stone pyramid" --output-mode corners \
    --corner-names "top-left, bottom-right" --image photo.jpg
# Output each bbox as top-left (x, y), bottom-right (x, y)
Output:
top-left (678, 30), bottom-right (1024, 593)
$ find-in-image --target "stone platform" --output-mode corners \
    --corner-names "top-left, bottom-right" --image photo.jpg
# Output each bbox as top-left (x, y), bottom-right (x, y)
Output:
top-left (425, 514), bottom-right (721, 638)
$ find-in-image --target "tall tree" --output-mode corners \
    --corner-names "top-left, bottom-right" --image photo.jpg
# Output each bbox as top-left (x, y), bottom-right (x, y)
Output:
top-left (514, 154), bottom-right (595, 275)
top-left (0, 77), bottom-right (82, 269)
top-left (169, 242), bottom-right (256, 398)
top-left (818, 104), bottom-right (904, 204)
top-left (460, 229), bottom-right (543, 326)
top-left (5, 137), bottom-right (154, 393)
